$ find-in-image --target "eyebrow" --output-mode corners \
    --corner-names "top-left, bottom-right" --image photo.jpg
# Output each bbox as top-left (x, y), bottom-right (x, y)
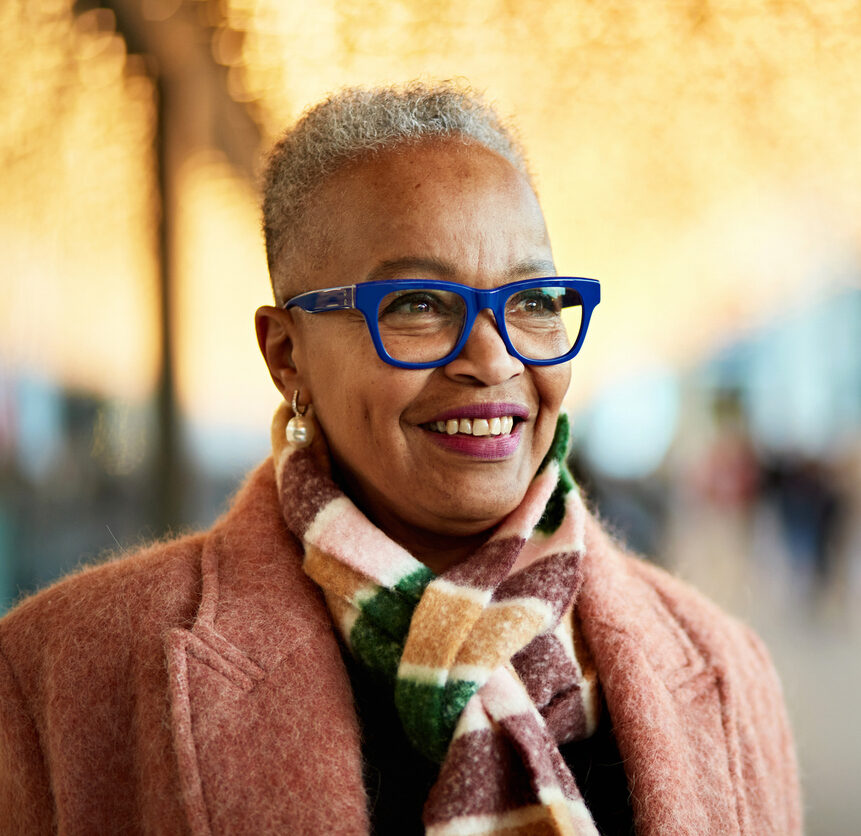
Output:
top-left (366, 257), bottom-right (456, 281)
top-left (506, 259), bottom-right (557, 278)
top-left (364, 256), bottom-right (557, 282)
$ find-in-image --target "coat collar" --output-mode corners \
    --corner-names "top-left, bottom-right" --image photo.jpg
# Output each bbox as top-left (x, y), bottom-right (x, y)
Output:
top-left (165, 461), bottom-right (369, 835)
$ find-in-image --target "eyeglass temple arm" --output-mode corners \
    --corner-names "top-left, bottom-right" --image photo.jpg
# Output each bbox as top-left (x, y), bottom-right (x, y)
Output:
top-left (283, 285), bottom-right (356, 312)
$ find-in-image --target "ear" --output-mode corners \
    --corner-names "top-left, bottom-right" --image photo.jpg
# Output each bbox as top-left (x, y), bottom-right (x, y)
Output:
top-left (255, 305), bottom-right (306, 399)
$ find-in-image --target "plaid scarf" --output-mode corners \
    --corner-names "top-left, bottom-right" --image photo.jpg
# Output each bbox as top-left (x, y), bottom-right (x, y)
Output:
top-left (272, 403), bottom-right (601, 835)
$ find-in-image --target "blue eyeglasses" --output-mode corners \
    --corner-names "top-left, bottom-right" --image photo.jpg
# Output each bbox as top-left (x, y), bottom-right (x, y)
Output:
top-left (283, 277), bottom-right (600, 369)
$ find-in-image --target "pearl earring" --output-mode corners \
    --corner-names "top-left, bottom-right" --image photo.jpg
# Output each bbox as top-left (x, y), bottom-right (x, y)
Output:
top-left (285, 390), bottom-right (314, 448)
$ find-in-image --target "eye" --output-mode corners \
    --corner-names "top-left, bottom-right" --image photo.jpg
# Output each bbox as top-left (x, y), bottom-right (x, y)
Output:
top-left (508, 289), bottom-right (560, 316)
top-left (381, 291), bottom-right (442, 317)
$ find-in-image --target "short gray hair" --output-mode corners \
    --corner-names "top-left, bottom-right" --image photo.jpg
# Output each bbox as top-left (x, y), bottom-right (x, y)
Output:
top-left (261, 80), bottom-right (531, 302)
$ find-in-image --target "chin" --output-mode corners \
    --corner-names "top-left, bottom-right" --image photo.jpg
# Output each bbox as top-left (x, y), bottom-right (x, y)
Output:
top-left (424, 494), bottom-right (522, 532)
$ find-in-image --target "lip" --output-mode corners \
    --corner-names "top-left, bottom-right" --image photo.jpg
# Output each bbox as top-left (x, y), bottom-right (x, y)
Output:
top-left (423, 425), bottom-right (523, 459)
top-left (424, 402), bottom-right (530, 423)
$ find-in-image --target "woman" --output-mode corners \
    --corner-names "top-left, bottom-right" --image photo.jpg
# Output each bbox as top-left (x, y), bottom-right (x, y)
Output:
top-left (0, 83), bottom-right (800, 835)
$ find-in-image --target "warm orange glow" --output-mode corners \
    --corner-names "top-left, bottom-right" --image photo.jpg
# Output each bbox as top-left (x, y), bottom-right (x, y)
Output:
top-left (3, 0), bottom-right (860, 423)
top-left (173, 152), bottom-right (280, 427)
top-left (222, 0), bottom-right (861, 406)
top-left (1, 1), bottom-right (159, 400)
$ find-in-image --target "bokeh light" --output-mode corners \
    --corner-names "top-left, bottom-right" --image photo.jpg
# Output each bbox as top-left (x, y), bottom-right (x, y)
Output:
top-left (4, 0), bottom-right (861, 420)
top-left (0, 0), bottom-right (159, 401)
top-left (220, 0), bottom-right (861, 405)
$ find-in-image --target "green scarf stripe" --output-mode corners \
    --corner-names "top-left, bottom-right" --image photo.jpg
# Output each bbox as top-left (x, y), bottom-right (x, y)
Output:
top-left (357, 587), bottom-right (417, 639)
top-left (537, 412), bottom-right (570, 474)
top-left (348, 565), bottom-right (436, 683)
top-left (354, 566), bottom-right (435, 642)
top-left (395, 678), bottom-right (479, 763)
top-left (394, 564), bottom-right (437, 599)
top-left (350, 615), bottom-right (404, 681)
top-left (441, 678), bottom-right (480, 745)
top-left (534, 412), bottom-right (576, 535)
top-left (536, 463), bottom-right (575, 535)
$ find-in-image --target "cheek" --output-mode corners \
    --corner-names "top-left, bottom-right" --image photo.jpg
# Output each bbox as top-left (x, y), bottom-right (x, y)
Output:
top-left (297, 322), bottom-right (369, 408)
top-left (535, 364), bottom-right (572, 411)
top-left (294, 347), bottom-right (356, 440)
top-left (302, 349), bottom-right (426, 448)
top-left (311, 369), bottom-right (369, 441)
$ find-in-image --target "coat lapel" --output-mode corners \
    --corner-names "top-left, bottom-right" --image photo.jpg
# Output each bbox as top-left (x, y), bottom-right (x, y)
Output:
top-left (165, 463), bottom-right (369, 836)
top-left (579, 516), bottom-right (741, 835)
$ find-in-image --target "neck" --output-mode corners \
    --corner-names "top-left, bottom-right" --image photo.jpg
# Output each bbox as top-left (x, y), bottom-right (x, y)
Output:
top-left (388, 523), bottom-right (493, 575)
top-left (363, 501), bottom-right (496, 574)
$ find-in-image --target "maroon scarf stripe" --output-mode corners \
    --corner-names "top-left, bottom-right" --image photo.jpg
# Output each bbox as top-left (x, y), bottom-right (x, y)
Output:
top-left (442, 536), bottom-right (525, 589)
top-left (494, 552), bottom-right (583, 619)
top-left (500, 711), bottom-right (583, 802)
top-left (512, 633), bottom-right (582, 708)
top-left (424, 728), bottom-right (539, 821)
top-left (541, 685), bottom-right (591, 744)
top-left (277, 449), bottom-right (342, 537)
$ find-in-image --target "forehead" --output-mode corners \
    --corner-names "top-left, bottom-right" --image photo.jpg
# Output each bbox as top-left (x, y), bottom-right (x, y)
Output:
top-left (300, 139), bottom-right (552, 287)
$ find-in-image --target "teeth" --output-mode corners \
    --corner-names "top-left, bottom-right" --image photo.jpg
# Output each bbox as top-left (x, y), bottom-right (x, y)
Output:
top-left (472, 419), bottom-right (490, 436)
top-left (427, 416), bottom-right (518, 437)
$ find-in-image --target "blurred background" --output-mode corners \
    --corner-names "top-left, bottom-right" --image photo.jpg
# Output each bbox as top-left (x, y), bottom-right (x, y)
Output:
top-left (1, 1), bottom-right (859, 832)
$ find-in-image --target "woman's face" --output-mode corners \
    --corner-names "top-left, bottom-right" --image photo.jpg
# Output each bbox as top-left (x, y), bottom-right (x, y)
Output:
top-left (283, 141), bottom-right (571, 542)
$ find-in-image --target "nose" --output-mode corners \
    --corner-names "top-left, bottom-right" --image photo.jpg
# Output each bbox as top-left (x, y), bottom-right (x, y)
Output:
top-left (443, 309), bottom-right (524, 385)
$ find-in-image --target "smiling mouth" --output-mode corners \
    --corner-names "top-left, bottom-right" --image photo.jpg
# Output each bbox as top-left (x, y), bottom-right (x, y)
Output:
top-left (422, 416), bottom-right (520, 437)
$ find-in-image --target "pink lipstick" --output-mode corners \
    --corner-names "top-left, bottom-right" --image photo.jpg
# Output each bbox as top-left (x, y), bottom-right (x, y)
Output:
top-left (425, 402), bottom-right (529, 423)
top-left (420, 402), bottom-right (528, 459)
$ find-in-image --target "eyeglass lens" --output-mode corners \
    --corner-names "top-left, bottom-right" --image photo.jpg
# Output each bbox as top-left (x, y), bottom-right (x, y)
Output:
top-left (375, 286), bottom-right (584, 363)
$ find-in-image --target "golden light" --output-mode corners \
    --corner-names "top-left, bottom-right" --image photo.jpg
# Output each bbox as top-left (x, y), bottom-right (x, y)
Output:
top-left (174, 151), bottom-right (278, 427)
top-left (0, 1), bottom-right (159, 402)
top-left (222, 0), bottom-right (861, 406)
top-left (2, 0), bottom-right (860, 425)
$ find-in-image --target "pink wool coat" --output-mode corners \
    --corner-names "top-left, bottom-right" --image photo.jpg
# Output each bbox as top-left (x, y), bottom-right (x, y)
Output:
top-left (0, 461), bottom-right (801, 835)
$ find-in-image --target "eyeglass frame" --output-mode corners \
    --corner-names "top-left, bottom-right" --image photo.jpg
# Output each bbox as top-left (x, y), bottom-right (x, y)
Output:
top-left (282, 276), bottom-right (601, 370)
